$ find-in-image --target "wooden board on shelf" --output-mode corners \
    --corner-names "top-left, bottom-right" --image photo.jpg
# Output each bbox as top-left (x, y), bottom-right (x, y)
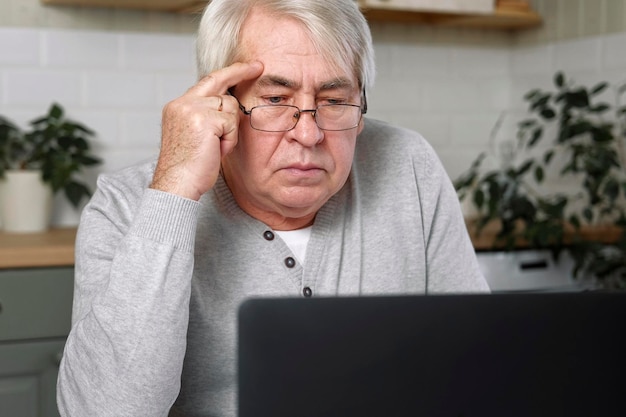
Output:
top-left (41, 0), bottom-right (541, 29)
top-left (41, 0), bottom-right (206, 13)
top-left (0, 228), bottom-right (77, 269)
top-left (362, 2), bottom-right (541, 29)
top-left (360, 0), bottom-right (495, 15)
top-left (466, 219), bottom-right (624, 251)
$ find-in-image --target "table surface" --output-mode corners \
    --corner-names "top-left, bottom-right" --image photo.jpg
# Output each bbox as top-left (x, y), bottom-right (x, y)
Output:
top-left (0, 228), bottom-right (77, 269)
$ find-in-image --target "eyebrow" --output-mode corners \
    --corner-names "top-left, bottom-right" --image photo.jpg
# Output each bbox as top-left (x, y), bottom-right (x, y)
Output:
top-left (255, 75), bottom-right (355, 92)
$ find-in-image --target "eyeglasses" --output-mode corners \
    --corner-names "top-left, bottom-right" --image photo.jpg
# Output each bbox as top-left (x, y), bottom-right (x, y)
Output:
top-left (231, 93), bottom-right (367, 132)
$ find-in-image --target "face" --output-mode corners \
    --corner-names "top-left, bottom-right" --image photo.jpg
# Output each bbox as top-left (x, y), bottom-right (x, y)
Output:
top-left (221, 8), bottom-right (364, 230)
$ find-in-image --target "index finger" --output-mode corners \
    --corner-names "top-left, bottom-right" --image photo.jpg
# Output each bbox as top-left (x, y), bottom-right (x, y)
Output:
top-left (188, 61), bottom-right (264, 97)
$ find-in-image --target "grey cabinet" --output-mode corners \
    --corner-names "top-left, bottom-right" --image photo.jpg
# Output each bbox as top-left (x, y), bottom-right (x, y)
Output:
top-left (0, 267), bottom-right (74, 417)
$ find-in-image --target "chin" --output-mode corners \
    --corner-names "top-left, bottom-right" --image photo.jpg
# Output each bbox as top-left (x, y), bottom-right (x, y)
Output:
top-left (274, 194), bottom-right (329, 217)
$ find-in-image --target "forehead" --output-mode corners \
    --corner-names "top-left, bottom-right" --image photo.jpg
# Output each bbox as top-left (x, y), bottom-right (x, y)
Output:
top-left (238, 8), bottom-right (358, 91)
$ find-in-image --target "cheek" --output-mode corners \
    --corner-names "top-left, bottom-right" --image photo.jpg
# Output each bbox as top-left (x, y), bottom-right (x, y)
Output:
top-left (329, 138), bottom-right (357, 179)
top-left (232, 125), bottom-right (280, 171)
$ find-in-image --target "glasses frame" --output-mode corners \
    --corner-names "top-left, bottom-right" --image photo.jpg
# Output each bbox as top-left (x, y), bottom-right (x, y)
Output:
top-left (230, 91), bottom-right (368, 133)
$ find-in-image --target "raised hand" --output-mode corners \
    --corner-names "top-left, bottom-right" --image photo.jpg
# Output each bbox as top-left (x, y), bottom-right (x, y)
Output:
top-left (150, 61), bottom-right (264, 201)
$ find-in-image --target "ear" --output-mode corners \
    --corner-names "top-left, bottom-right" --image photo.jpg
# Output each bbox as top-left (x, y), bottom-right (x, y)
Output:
top-left (356, 118), bottom-right (365, 135)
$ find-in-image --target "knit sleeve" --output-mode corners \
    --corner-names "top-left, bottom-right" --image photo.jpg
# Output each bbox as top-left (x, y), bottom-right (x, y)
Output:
top-left (57, 171), bottom-right (199, 417)
top-left (414, 139), bottom-right (490, 294)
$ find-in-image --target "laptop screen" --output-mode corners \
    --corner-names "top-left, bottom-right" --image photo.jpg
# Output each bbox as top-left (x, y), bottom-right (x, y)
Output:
top-left (238, 293), bottom-right (625, 417)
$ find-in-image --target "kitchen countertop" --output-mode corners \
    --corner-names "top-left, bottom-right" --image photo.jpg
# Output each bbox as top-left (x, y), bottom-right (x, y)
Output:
top-left (1, 221), bottom-right (621, 269)
top-left (0, 228), bottom-right (77, 269)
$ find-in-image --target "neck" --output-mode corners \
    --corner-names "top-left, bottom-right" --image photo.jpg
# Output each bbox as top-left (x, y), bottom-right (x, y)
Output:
top-left (238, 202), bottom-right (316, 231)
top-left (221, 173), bottom-right (317, 231)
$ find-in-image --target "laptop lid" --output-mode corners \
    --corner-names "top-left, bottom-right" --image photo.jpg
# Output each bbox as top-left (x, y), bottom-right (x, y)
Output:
top-left (238, 293), bottom-right (626, 417)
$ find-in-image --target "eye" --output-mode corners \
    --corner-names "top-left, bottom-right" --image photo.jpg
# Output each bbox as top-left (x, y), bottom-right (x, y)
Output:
top-left (264, 96), bottom-right (285, 105)
top-left (319, 97), bottom-right (347, 106)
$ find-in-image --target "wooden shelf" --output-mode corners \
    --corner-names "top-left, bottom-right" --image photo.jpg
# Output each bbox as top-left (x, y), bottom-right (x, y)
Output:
top-left (466, 219), bottom-right (624, 251)
top-left (41, 0), bottom-right (542, 30)
top-left (0, 228), bottom-right (76, 269)
top-left (362, 3), bottom-right (541, 29)
top-left (41, 0), bottom-right (207, 13)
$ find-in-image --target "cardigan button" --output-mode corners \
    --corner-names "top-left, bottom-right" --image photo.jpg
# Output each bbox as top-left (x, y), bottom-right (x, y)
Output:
top-left (303, 287), bottom-right (313, 298)
top-left (263, 231), bottom-right (275, 241)
top-left (284, 257), bottom-right (296, 268)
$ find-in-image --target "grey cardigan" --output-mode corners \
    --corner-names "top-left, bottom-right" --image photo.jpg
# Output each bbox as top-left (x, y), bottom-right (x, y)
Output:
top-left (57, 118), bottom-right (489, 417)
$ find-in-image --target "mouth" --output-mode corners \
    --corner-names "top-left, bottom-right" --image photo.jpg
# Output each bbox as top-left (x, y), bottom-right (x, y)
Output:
top-left (281, 163), bottom-right (325, 178)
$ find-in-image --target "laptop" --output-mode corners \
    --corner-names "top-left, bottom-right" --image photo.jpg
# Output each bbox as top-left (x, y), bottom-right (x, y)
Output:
top-left (238, 292), bottom-right (626, 417)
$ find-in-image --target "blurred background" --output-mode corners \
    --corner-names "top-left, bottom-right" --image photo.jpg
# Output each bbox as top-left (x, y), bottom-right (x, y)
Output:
top-left (0, 0), bottom-right (625, 227)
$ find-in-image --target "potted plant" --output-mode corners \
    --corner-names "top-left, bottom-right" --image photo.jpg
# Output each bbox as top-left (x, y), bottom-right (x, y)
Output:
top-left (0, 103), bottom-right (102, 233)
top-left (455, 72), bottom-right (626, 290)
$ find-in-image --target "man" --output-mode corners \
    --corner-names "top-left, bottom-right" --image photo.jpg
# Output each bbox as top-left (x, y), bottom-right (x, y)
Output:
top-left (57, 0), bottom-right (489, 416)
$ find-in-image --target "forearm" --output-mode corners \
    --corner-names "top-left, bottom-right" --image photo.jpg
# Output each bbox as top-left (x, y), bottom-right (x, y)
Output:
top-left (57, 188), bottom-right (199, 417)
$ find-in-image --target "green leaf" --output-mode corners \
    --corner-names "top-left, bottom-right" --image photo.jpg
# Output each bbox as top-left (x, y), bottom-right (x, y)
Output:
top-left (604, 178), bottom-right (620, 202)
top-left (516, 159), bottom-right (534, 177)
top-left (78, 155), bottom-right (101, 166)
top-left (473, 189), bottom-right (485, 209)
top-left (64, 181), bottom-right (91, 208)
top-left (590, 82), bottom-right (608, 95)
top-left (540, 107), bottom-right (556, 119)
top-left (49, 103), bottom-right (64, 120)
top-left (530, 94), bottom-right (551, 111)
top-left (543, 150), bottom-right (555, 165)
top-left (554, 72), bottom-right (565, 88)
top-left (591, 127), bottom-right (613, 142)
top-left (590, 103), bottom-right (610, 113)
top-left (523, 89), bottom-right (542, 101)
top-left (518, 119), bottom-right (537, 128)
top-left (528, 127), bottom-right (543, 147)
top-left (565, 89), bottom-right (589, 108)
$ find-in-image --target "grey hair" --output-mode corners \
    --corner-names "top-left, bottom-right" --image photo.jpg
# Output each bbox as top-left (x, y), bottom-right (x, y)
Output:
top-left (195, 0), bottom-right (375, 92)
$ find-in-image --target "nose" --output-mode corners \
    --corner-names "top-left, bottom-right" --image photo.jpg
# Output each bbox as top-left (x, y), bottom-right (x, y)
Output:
top-left (288, 108), bottom-right (324, 147)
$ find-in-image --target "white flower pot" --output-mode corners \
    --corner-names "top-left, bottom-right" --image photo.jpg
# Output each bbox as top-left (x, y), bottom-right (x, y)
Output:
top-left (0, 170), bottom-right (53, 233)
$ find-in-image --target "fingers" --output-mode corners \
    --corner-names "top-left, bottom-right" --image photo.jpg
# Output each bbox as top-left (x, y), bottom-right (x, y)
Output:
top-left (189, 61), bottom-right (264, 98)
top-left (151, 61), bottom-right (262, 200)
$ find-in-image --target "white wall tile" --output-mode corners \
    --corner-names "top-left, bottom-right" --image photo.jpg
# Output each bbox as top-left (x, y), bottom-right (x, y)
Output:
top-left (553, 37), bottom-right (603, 73)
top-left (84, 72), bottom-right (158, 108)
top-left (602, 32), bottom-right (626, 70)
top-left (0, 28), bottom-right (40, 66)
top-left (451, 47), bottom-right (510, 77)
top-left (450, 114), bottom-right (501, 147)
top-left (398, 113), bottom-right (450, 147)
top-left (158, 73), bottom-right (196, 104)
top-left (44, 29), bottom-right (120, 69)
top-left (390, 44), bottom-right (452, 77)
top-left (423, 75), bottom-right (510, 112)
top-left (511, 44), bottom-right (554, 75)
top-left (4, 69), bottom-right (82, 106)
top-left (121, 32), bottom-right (195, 71)
top-left (119, 111), bottom-right (162, 149)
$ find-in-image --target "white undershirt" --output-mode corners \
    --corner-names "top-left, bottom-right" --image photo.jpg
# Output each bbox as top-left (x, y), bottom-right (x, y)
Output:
top-left (275, 226), bottom-right (313, 265)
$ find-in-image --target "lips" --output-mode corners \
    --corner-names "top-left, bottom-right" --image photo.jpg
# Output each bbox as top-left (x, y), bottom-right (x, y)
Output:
top-left (280, 163), bottom-right (325, 178)
top-left (285, 163), bottom-right (322, 171)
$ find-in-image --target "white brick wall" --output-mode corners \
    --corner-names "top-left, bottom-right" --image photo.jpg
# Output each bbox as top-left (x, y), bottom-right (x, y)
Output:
top-left (1, 26), bottom-right (626, 226)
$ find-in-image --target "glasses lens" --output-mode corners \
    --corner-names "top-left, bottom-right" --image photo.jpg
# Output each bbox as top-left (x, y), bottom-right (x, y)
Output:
top-left (316, 104), bottom-right (362, 131)
top-left (249, 105), bottom-right (298, 132)
top-left (248, 104), bottom-right (362, 132)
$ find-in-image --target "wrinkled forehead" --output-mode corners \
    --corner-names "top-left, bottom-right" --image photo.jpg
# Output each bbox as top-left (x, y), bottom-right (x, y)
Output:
top-left (236, 8), bottom-right (361, 89)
